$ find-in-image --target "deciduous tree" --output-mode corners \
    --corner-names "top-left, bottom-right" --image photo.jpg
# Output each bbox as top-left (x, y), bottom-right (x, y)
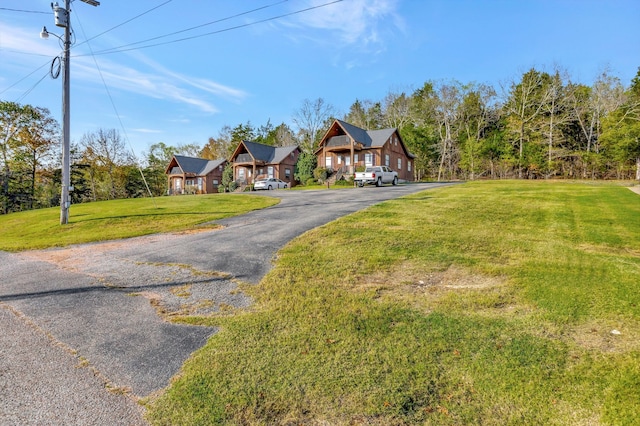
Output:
top-left (293, 98), bottom-right (336, 153)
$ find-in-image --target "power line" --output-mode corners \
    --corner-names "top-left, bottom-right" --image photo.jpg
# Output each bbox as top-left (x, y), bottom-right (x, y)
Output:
top-left (0, 7), bottom-right (49, 14)
top-left (81, 0), bottom-right (343, 57)
top-left (0, 1), bottom-right (171, 100)
top-left (15, 71), bottom-right (49, 103)
top-left (0, 61), bottom-right (51, 97)
top-left (74, 11), bottom-right (157, 205)
top-left (78, 0), bottom-right (288, 54)
top-left (74, 0), bottom-right (174, 48)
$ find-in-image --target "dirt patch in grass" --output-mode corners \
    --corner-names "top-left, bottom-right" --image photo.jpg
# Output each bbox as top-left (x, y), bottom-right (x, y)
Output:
top-left (567, 319), bottom-right (640, 353)
top-left (578, 243), bottom-right (640, 259)
top-left (355, 262), bottom-right (504, 293)
top-left (353, 262), bottom-right (520, 315)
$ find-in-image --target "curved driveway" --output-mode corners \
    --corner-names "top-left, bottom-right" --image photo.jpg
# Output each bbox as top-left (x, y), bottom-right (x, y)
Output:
top-left (0, 182), bottom-right (453, 424)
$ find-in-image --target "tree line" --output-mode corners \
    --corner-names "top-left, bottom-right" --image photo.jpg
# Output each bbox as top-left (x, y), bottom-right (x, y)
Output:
top-left (1, 66), bottom-right (639, 214)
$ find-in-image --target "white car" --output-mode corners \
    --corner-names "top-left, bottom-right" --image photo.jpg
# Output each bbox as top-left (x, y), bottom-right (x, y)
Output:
top-left (254, 178), bottom-right (288, 190)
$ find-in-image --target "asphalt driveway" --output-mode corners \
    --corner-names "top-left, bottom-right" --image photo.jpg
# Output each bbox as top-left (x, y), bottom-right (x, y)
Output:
top-left (0, 182), bottom-right (453, 424)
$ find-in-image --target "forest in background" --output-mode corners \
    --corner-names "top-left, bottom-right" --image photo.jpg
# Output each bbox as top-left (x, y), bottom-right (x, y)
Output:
top-left (1, 66), bottom-right (639, 214)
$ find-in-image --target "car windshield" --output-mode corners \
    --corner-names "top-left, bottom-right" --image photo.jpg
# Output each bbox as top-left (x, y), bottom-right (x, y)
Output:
top-left (364, 167), bottom-right (376, 172)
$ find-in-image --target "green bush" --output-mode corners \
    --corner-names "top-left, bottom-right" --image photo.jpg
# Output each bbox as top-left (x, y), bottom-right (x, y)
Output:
top-left (334, 178), bottom-right (352, 187)
top-left (305, 178), bottom-right (316, 186)
top-left (294, 152), bottom-right (317, 184)
top-left (313, 167), bottom-right (329, 182)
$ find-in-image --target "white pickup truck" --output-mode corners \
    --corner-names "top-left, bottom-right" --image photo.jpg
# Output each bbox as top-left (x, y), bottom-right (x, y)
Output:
top-left (354, 166), bottom-right (398, 187)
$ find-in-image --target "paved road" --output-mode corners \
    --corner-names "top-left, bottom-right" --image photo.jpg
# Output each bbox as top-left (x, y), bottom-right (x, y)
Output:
top-left (0, 183), bottom-right (453, 424)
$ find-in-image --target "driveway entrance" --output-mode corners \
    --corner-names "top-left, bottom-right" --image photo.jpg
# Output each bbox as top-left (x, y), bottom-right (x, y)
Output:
top-left (0, 183), bottom-right (455, 424)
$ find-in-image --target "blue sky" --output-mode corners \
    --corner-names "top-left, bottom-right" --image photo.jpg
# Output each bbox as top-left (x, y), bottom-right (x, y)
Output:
top-left (1, 0), bottom-right (638, 158)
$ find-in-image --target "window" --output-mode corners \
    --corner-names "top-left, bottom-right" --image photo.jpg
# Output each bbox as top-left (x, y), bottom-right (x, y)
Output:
top-left (285, 168), bottom-right (291, 178)
top-left (238, 168), bottom-right (245, 180)
top-left (354, 154), bottom-right (359, 163)
top-left (345, 156), bottom-right (351, 166)
top-left (175, 178), bottom-right (182, 190)
top-left (408, 161), bottom-right (412, 172)
top-left (385, 154), bottom-right (390, 167)
top-left (397, 158), bottom-right (402, 170)
top-left (325, 156), bottom-right (332, 168)
top-left (212, 179), bottom-right (219, 185)
top-left (364, 153), bottom-right (373, 166)
top-left (267, 166), bottom-right (274, 178)
top-left (197, 177), bottom-right (203, 191)
top-left (337, 156), bottom-right (342, 165)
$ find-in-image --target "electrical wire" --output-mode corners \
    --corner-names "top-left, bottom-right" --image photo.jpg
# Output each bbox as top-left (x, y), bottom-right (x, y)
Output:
top-left (80, 0), bottom-right (343, 56)
top-left (74, 0), bottom-right (174, 49)
top-left (15, 71), bottom-right (49, 103)
top-left (0, 8), bottom-right (49, 14)
top-left (78, 0), bottom-right (288, 54)
top-left (74, 10), bottom-right (157, 205)
top-left (0, 60), bottom-right (51, 97)
top-left (50, 56), bottom-right (61, 79)
top-left (0, 49), bottom-right (55, 58)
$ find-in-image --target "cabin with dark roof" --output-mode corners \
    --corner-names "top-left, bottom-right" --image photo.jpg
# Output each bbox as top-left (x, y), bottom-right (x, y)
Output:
top-left (230, 141), bottom-right (301, 188)
top-left (165, 155), bottom-right (227, 194)
top-left (315, 119), bottom-right (415, 182)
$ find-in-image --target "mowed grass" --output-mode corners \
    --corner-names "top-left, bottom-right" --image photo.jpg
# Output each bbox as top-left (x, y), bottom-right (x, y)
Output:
top-left (146, 181), bottom-right (640, 425)
top-left (0, 194), bottom-right (279, 251)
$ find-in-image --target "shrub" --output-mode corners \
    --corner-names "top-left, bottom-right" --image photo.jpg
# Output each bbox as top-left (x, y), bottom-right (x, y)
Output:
top-left (306, 178), bottom-right (316, 186)
top-left (294, 152), bottom-right (317, 184)
top-left (334, 179), bottom-right (351, 187)
top-left (313, 167), bottom-right (329, 182)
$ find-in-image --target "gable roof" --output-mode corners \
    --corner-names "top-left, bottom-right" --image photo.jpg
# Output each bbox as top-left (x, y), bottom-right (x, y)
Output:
top-left (317, 120), bottom-right (414, 158)
top-left (166, 155), bottom-right (226, 175)
top-left (367, 128), bottom-right (396, 148)
top-left (233, 141), bottom-right (300, 163)
top-left (336, 120), bottom-right (372, 146)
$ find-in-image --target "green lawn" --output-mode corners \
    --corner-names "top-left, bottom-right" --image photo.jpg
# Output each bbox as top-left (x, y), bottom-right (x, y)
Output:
top-left (145, 181), bottom-right (640, 425)
top-left (0, 194), bottom-right (278, 251)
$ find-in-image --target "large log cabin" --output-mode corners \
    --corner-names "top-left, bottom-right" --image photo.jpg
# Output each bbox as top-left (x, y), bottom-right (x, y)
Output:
top-left (229, 141), bottom-right (301, 188)
top-left (165, 155), bottom-right (227, 194)
top-left (315, 120), bottom-right (415, 182)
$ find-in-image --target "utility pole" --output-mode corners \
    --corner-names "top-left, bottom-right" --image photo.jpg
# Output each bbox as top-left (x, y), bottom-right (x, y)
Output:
top-left (60, 0), bottom-right (71, 225)
top-left (42, 0), bottom-right (99, 225)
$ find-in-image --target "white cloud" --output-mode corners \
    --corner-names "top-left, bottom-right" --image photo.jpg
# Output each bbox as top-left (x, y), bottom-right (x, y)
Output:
top-left (0, 22), bottom-right (59, 58)
top-left (292, 0), bottom-right (404, 47)
top-left (125, 50), bottom-right (249, 101)
top-left (132, 128), bottom-right (163, 134)
top-left (69, 53), bottom-right (228, 114)
top-left (1, 21), bottom-right (246, 114)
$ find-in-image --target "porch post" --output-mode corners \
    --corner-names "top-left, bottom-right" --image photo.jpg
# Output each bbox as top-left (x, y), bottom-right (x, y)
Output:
top-left (350, 137), bottom-right (354, 174)
top-left (252, 160), bottom-right (256, 184)
top-left (323, 144), bottom-right (326, 170)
